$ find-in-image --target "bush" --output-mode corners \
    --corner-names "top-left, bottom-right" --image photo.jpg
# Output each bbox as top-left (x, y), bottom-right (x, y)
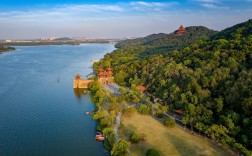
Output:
top-left (130, 132), bottom-right (145, 143)
top-left (146, 148), bottom-right (160, 156)
top-left (124, 107), bottom-right (137, 117)
top-left (96, 122), bottom-right (103, 131)
top-left (156, 112), bottom-right (163, 118)
top-left (104, 139), bottom-right (112, 150)
top-left (109, 132), bottom-right (116, 146)
top-left (108, 103), bottom-right (121, 113)
top-left (101, 118), bottom-right (111, 127)
top-left (138, 104), bottom-right (150, 115)
top-left (117, 95), bottom-right (126, 102)
top-left (163, 118), bottom-right (176, 127)
top-left (111, 140), bottom-right (131, 156)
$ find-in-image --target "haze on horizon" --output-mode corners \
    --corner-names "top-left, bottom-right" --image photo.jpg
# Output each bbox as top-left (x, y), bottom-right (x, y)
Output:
top-left (0, 0), bottom-right (252, 40)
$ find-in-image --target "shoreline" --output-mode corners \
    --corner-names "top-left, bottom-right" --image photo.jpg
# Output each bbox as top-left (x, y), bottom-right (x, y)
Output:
top-left (0, 40), bottom-right (119, 47)
top-left (0, 46), bottom-right (16, 54)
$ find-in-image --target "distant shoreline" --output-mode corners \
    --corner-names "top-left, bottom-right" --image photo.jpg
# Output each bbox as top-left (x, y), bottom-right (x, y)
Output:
top-left (0, 40), bottom-right (119, 47)
top-left (0, 46), bottom-right (15, 54)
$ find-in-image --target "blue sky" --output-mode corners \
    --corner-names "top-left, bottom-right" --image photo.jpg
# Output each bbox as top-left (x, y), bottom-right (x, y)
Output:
top-left (0, 0), bottom-right (251, 39)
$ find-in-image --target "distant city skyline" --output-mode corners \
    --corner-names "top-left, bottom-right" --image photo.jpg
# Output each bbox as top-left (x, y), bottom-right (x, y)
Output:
top-left (0, 0), bottom-right (251, 39)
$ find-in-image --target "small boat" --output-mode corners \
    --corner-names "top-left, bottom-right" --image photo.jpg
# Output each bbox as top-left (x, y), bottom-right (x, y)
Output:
top-left (95, 132), bottom-right (105, 141)
top-left (96, 134), bottom-right (102, 139)
top-left (96, 136), bottom-right (105, 141)
top-left (86, 111), bottom-right (93, 115)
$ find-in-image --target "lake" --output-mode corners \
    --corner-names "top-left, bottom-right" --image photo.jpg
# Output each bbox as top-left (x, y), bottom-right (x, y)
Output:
top-left (0, 44), bottom-right (115, 156)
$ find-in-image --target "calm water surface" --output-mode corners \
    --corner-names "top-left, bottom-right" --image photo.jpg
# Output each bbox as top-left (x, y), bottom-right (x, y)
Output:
top-left (0, 44), bottom-right (115, 156)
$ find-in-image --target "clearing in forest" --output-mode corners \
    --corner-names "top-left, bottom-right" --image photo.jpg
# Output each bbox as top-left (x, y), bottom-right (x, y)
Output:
top-left (119, 113), bottom-right (233, 156)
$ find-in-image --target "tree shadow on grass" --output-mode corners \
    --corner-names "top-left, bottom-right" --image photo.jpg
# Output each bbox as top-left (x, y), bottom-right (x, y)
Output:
top-left (164, 131), bottom-right (205, 156)
top-left (118, 123), bottom-right (137, 140)
top-left (130, 142), bottom-right (166, 156)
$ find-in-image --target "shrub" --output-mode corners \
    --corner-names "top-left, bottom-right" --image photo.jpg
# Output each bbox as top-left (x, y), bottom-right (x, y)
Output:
top-left (104, 139), bottom-right (112, 150)
top-left (163, 118), bottom-right (176, 127)
top-left (111, 140), bottom-right (131, 156)
top-left (102, 127), bottom-right (113, 137)
top-left (146, 148), bottom-right (160, 156)
top-left (124, 107), bottom-right (137, 117)
top-left (108, 103), bottom-right (121, 113)
top-left (138, 104), bottom-right (150, 115)
top-left (156, 112), bottom-right (163, 118)
top-left (109, 132), bottom-right (116, 146)
top-left (101, 118), bottom-right (111, 127)
top-left (130, 132), bottom-right (145, 143)
top-left (96, 122), bottom-right (103, 131)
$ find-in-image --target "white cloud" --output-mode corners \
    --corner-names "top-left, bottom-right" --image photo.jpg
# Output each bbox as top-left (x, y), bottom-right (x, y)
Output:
top-left (58, 4), bottom-right (124, 12)
top-left (0, 4), bottom-right (126, 23)
top-left (129, 1), bottom-right (179, 11)
top-left (201, 3), bottom-right (229, 9)
top-left (193, 0), bottom-right (219, 3)
top-left (130, 1), bottom-right (179, 7)
top-left (130, 1), bottom-right (168, 7)
top-left (193, 0), bottom-right (249, 2)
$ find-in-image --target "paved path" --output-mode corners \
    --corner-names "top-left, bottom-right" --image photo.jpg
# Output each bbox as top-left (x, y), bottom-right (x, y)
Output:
top-left (103, 83), bottom-right (121, 95)
top-left (164, 113), bottom-right (182, 122)
top-left (114, 112), bottom-right (122, 141)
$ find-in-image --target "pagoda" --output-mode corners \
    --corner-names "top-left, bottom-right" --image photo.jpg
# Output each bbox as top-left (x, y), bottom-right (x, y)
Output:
top-left (176, 25), bottom-right (186, 35)
top-left (98, 68), bottom-right (113, 78)
top-left (75, 73), bottom-right (81, 79)
top-left (97, 68), bottom-right (114, 84)
top-left (98, 68), bottom-right (104, 78)
top-left (106, 68), bottom-right (112, 77)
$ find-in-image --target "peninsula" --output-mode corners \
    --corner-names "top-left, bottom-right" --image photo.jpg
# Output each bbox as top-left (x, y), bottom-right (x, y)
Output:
top-left (73, 68), bottom-right (114, 89)
top-left (0, 45), bottom-right (15, 54)
top-left (86, 20), bottom-right (252, 156)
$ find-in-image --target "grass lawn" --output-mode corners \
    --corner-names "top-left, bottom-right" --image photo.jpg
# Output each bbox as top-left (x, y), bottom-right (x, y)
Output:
top-left (119, 113), bottom-right (234, 156)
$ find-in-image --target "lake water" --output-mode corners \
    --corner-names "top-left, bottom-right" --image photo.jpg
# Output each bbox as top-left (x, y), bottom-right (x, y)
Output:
top-left (0, 44), bottom-right (115, 156)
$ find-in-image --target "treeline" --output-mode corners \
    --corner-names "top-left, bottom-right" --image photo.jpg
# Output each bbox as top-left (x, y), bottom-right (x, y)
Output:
top-left (0, 45), bottom-right (15, 54)
top-left (0, 41), bottom-right (79, 46)
top-left (96, 20), bottom-right (252, 155)
top-left (88, 81), bottom-right (131, 155)
top-left (115, 26), bottom-right (217, 49)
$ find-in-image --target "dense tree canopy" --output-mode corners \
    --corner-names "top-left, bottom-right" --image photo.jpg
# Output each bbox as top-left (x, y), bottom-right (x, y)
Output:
top-left (115, 26), bottom-right (217, 49)
top-left (111, 140), bottom-right (130, 156)
top-left (97, 19), bottom-right (252, 155)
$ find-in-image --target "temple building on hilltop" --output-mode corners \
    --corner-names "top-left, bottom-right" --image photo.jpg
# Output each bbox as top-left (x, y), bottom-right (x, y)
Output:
top-left (73, 68), bottom-right (114, 88)
top-left (97, 68), bottom-right (114, 84)
top-left (176, 25), bottom-right (186, 35)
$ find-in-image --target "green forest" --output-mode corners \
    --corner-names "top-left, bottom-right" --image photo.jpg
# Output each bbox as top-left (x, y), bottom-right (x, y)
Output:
top-left (95, 20), bottom-right (252, 155)
top-left (115, 26), bottom-right (217, 49)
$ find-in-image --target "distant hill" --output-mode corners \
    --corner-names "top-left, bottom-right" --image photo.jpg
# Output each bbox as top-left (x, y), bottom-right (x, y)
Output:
top-left (115, 26), bottom-right (218, 48)
top-left (53, 37), bottom-right (73, 41)
top-left (212, 19), bottom-right (252, 40)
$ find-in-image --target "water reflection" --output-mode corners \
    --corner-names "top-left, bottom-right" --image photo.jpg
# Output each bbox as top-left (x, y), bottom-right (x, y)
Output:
top-left (73, 88), bottom-right (88, 100)
top-left (0, 44), bottom-right (114, 156)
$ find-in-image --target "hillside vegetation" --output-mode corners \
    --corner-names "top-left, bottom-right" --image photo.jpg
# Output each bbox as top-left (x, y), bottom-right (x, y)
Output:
top-left (96, 20), bottom-right (252, 155)
top-left (0, 45), bottom-right (15, 54)
top-left (115, 26), bottom-right (217, 49)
